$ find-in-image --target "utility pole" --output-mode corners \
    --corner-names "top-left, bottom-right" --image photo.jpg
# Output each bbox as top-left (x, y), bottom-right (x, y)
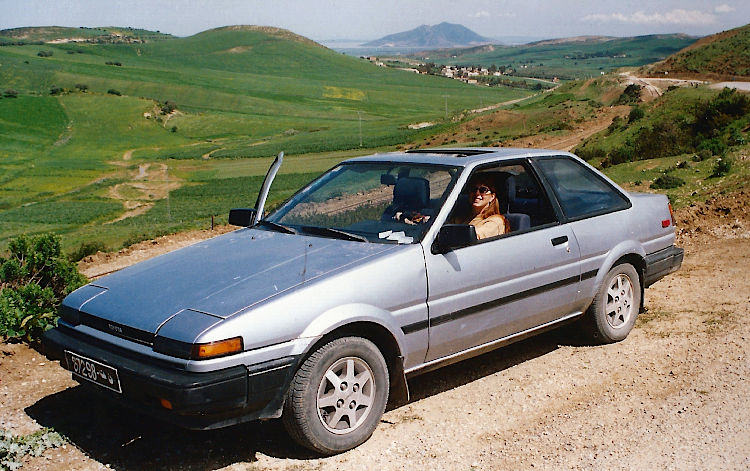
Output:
top-left (166, 165), bottom-right (171, 222)
top-left (357, 111), bottom-right (363, 147)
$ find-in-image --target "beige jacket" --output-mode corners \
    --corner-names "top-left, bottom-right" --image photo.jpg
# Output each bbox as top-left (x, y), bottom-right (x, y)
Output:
top-left (468, 214), bottom-right (509, 239)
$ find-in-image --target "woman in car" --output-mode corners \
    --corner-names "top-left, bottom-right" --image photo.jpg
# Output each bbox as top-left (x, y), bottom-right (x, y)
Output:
top-left (452, 174), bottom-right (509, 239)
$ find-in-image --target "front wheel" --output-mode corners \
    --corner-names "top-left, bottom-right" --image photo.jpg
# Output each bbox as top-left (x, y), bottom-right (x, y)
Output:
top-left (584, 263), bottom-right (641, 343)
top-left (282, 337), bottom-right (389, 455)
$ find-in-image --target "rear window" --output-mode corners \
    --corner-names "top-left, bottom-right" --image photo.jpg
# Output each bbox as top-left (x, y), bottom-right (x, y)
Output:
top-left (534, 157), bottom-right (630, 220)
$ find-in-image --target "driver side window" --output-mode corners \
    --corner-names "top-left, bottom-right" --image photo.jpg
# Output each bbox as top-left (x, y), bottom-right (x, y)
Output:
top-left (447, 161), bottom-right (557, 239)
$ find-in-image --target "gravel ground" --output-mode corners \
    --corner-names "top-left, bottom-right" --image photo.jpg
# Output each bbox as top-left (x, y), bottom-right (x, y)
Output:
top-left (1, 192), bottom-right (748, 471)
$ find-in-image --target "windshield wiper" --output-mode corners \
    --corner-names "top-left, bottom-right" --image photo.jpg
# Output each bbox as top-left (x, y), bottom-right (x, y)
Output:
top-left (256, 219), bottom-right (297, 234)
top-left (300, 226), bottom-right (368, 242)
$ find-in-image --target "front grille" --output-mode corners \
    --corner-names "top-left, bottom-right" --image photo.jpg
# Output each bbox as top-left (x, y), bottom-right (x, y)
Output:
top-left (79, 312), bottom-right (155, 346)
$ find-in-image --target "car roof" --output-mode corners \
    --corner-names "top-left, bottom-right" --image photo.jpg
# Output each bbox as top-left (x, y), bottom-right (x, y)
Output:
top-left (345, 147), bottom-right (575, 167)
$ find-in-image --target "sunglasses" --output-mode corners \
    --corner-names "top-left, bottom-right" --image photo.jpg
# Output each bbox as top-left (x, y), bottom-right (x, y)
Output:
top-left (470, 185), bottom-right (493, 194)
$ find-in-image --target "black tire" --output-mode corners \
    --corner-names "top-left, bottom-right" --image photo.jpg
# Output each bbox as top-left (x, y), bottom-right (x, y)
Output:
top-left (584, 263), bottom-right (641, 343)
top-left (282, 337), bottom-right (389, 455)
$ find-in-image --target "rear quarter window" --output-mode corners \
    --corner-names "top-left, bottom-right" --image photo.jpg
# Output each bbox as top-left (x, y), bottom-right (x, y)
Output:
top-left (534, 157), bottom-right (630, 220)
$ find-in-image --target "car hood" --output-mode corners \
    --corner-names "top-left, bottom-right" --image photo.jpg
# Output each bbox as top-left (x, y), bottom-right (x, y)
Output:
top-left (64, 228), bottom-right (397, 334)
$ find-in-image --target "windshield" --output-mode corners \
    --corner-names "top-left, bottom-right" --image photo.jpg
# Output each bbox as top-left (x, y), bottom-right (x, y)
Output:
top-left (267, 162), bottom-right (460, 243)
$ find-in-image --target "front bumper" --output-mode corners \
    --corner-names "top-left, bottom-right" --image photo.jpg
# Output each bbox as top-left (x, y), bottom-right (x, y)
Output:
top-left (644, 245), bottom-right (684, 287)
top-left (43, 325), bottom-right (298, 430)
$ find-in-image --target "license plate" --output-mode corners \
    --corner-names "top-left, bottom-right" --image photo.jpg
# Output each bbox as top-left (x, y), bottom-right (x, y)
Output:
top-left (65, 351), bottom-right (122, 393)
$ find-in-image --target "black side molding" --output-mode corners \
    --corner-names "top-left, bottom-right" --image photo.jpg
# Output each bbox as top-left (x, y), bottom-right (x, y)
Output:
top-left (644, 245), bottom-right (684, 287)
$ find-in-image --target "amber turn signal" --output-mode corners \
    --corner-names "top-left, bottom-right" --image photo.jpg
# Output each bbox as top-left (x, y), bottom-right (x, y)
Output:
top-left (191, 337), bottom-right (243, 359)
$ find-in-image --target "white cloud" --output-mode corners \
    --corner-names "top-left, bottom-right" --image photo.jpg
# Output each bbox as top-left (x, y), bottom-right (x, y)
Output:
top-left (469, 11), bottom-right (491, 18)
top-left (715, 4), bottom-right (735, 13)
top-left (583, 9), bottom-right (718, 25)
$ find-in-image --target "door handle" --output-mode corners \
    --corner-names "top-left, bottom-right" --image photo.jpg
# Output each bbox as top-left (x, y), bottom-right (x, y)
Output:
top-left (551, 235), bottom-right (568, 246)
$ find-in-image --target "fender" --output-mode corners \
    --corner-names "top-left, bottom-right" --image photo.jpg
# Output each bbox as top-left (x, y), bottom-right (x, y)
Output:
top-left (298, 302), bottom-right (407, 351)
top-left (584, 238), bottom-right (647, 302)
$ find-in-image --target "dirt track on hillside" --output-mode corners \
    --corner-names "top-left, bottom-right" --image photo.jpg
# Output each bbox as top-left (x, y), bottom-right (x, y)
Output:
top-left (1, 188), bottom-right (749, 470)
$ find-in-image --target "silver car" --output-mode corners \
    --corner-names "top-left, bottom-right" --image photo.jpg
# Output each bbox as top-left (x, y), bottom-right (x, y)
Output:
top-left (44, 148), bottom-right (683, 454)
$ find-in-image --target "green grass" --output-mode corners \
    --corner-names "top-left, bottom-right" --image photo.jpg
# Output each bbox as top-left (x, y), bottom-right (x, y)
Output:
top-left (601, 146), bottom-right (750, 208)
top-left (412, 34), bottom-right (697, 80)
top-left (0, 26), bottom-right (534, 250)
top-left (648, 24), bottom-right (750, 77)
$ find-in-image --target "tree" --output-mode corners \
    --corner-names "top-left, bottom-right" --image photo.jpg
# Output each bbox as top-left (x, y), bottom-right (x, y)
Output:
top-left (3, 89), bottom-right (18, 98)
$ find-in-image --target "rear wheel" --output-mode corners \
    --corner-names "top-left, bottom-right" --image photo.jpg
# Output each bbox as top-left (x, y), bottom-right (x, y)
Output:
top-left (282, 337), bottom-right (389, 455)
top-left (584, 263), bottom-right (641, 343)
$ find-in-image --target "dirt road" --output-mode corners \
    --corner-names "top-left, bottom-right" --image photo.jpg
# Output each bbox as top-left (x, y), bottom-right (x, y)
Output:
top-left (1, 192), bottom-right (749, 471)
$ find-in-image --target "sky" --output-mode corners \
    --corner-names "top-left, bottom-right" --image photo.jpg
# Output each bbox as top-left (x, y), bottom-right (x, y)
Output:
top-left (1, 0), bottom-right (748, 41)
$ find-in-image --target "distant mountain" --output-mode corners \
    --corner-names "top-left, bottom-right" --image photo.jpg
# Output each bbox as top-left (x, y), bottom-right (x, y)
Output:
top-left (363, 22), bottom-right (490, 48)
top-left (647, 23), bottom-right (750, 79)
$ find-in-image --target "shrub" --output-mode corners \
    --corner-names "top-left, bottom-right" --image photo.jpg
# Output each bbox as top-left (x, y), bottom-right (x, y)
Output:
top-left (710, 157), bottom-right (733, 178)
top-left (107, 89), bottom-right (122, 96)
top-left (161, 100), bottom-right (177, 114)
top-left (616, 84), bottom-right (642, 104)
top-left (607, 116), bottom-right (623, 134)
top-left (697, 137), bottom-right (727, 156)
top-left (692, 149), bottom-right (712, 162)
top-left (37, 50), bottom-right (53, 57)
top-left (68, 240), bottom-right (108, 262)
top-left (74, 83), bottom-right (88, 92)
top-left (608, 143), bottom-right (636, 165)
top-left (49, 85), bottom-right (63, 96)
top-left (0, 428), bottom-right (66, 470)
top-left (0, 234), bottom-right (87, 342)
top-left (628, 106), bottom-right (645, 123)
top-left (651, 174), bottom-right (685, 189)
top-left (2, 89), bottom-right (18, 98)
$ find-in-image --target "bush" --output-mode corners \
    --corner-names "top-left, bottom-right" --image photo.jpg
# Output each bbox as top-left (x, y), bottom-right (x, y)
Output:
top-left (37, 50), bottom-right (53, 57)
top-left (710, 157), bottom-right (733, 178)
top-left (607, 116), bottom-right (623, 134)
top-left (2, 89), bottom-right (18, 98)
top-left (628, 106), bottom-right (645, 123)
top-left (161, 100), bottom-right (177, 114)
top-left (68, 240), bottom-right (108, 262)
top-left (107, 89), bottom-right (122, 96)
top-left (692, 149), bottom-right (712, 162)
top-left (0, 428), bottom-right (66, 470)
top-left (74, 83), bottom-right (88, 92)
top-left (616, 84), bottom-right (642, 104)
top-left (0, 234), bottom-right (87, 342)
top-left (607, 142), bottom-right (636, 165)
top-left (49, 85), bottom-right (63, 96)
top-left (650, 174), bottom-right (685, 189)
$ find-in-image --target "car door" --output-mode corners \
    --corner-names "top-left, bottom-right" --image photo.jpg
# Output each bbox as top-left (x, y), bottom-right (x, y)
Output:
top-left (422, 161), bottom-right (583, 362)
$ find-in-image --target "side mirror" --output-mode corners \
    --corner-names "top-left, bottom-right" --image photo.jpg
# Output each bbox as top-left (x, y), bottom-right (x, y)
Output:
top-left (228, 208), bottom-right (257, 227)
top-left (432, 224), bottom-right (477, 254)
top-left (380, 174), bottom-right (397, 186)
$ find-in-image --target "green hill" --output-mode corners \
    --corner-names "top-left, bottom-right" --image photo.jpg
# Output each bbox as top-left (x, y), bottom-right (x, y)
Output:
top-left (0, 25), bottom-right (529, 250)
top-left (412, 34), bottom-right (697, 80)
top-left (0, 26), bottom-right (174, 44)
top-left (646, 23), bottom-right (750, 79)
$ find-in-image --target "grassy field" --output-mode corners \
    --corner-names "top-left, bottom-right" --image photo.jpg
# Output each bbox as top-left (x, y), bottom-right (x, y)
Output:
top-left (0, 26), bottom-right (531, 251)
top-left (415, 34), bottom-right (697, 80)
top-left (646, 23), bottom-right (750, 78)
